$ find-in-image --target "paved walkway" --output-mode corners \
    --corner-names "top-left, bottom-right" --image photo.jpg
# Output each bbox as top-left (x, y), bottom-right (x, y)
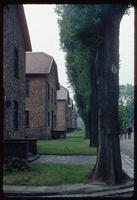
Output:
top-left (120, 132), bottom-right (134, 179)
top-left (34, 155), bottom-right (96, 165)
top-left (120, 134), bottom-right (134, 159)
top-left (121, 152), bottom-right (134, 179)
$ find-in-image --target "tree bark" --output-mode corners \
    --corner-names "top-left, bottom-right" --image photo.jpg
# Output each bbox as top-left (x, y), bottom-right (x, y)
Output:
top-left (91, 6), bottom-right (130, 185)
top-left (90, 50), bottom-right (98, 147)
top-left (84, 114), bottom-right (89, 139)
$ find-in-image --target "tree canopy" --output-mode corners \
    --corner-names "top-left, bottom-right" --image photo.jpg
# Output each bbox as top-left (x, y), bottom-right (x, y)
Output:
top-left (55, 5), bottom-right (103, 134)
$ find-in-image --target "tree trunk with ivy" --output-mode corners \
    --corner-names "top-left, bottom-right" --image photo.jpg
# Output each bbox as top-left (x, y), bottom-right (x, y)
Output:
top-left (91, 6), bottom-right (130, 185)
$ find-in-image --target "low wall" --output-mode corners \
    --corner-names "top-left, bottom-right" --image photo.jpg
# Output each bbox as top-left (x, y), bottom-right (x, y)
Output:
top-left (3, 138), bottom-right (37, 160)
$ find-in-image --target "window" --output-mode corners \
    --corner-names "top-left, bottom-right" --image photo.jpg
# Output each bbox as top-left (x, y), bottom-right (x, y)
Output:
top-left (54, 91), bottom-right (56, 105)
top-left (54, 115), bottom-right (56, 128)
top-left (51, 111), bottom-right (54, 130)
top-left (25, 79), bottom-right (29, 97)
top-left (14, 47), bottom-right (19, 78)
top-left (48, 111), bottom-right (50, 126)
top-left (14, 101), bottom-right (18, 131)
top-left (48, 84), bottom-right (50, 100)
top-left (25, 111), bottom-right (29, 127)
top-left (52, 88), bottom-right (54, 103)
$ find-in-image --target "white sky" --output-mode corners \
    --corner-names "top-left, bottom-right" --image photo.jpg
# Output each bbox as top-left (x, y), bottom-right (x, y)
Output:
top-left (24, 5), bottom-right (134, 99)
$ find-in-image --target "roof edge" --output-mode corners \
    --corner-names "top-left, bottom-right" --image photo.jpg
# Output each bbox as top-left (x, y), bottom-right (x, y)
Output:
top-left (16, 5), bottom-right (32, 51)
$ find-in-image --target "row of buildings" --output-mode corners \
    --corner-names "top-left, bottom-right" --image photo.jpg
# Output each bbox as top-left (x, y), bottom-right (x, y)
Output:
top-left (25, 52), bottom-right (77, 139)
top-left (3, 5), bottom-right (77, 159)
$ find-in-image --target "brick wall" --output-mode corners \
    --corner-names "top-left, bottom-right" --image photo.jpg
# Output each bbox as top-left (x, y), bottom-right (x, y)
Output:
top-left (3, 5), bottom-right (26, 139)
top-left (25, 63), bottom-right (58, 139)
top-left (67, 106), bottom-right (72, 131)
top-left (56, 100), bottom-right (67, 132)
top-left (25, 76), bottom-right (46, 138)
top-left (46, 71), bottom-right (58, 136)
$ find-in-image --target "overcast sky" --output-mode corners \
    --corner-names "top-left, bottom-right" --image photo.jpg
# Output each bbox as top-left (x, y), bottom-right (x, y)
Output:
top-left (24, 5), bottom-right (134, 99)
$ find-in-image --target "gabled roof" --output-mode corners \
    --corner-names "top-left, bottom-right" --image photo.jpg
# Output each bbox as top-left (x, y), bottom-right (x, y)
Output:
top-left (26, 52), bottom-right (54, 74)
top-left (15, 5), bottom-right (32, 51)
top-left (26, 52), bottom-right (60, 89)
top-left (57, 86), bottom-right (70, 102)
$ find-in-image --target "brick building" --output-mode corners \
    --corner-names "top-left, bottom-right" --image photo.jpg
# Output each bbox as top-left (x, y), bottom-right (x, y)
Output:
top-left (67, 98), bottom-right (73, 132)
top-left (3, 5), bottom-right (32, 139)
top-left (25, 52), bottom-right (60, 139)
top-left (53, 86), bottom-right (70, 138)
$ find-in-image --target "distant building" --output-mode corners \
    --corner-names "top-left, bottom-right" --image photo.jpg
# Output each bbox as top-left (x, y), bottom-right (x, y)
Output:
top-left (25, 52), bottom-right (60, 139)
top-left (53, 86), bottom-right (70, 138)
top-left (3, 5), bottom-right (32, 139)
top-left (71, 105), bottom-right (77, 131)
top-left (67, 98), bottom-right (73, 132)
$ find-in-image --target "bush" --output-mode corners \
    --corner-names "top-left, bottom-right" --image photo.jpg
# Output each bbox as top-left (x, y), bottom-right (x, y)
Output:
top-left (4, 157), bottom-right (31, 172)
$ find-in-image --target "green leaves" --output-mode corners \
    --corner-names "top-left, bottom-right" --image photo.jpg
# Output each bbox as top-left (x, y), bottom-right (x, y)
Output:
top-left (55, 5), bottom-right (103, 119)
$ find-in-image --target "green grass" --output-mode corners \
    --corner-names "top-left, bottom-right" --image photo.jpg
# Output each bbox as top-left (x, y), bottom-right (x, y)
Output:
top-left (37, 130), bottom-right (97, 155)
top-left (4, 163), bottom-right (93, 186)
top-left (67, 129), bottom-right (85, 138)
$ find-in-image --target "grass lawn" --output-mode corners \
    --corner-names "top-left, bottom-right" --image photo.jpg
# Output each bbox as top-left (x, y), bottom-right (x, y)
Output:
top-left (3, 163), bottom-right (93, 186)
top-left (37, 130), bottom-right (97, 155)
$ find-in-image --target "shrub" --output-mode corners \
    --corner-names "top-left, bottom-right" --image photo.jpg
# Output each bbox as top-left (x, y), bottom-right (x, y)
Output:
top-left (4, 157), bottom-right (31, 172)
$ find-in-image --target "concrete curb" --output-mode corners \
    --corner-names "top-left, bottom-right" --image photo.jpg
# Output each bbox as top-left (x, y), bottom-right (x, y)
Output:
top-left (3, 181), bottom-right (134, 197)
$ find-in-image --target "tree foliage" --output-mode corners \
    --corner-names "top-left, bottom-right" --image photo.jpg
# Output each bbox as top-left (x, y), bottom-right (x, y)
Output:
top-left (55, 5), bottom-right (103, 133)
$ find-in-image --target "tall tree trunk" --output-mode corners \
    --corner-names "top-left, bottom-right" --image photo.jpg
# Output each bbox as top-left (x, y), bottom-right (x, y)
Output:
top-left (90, 51), bottom-right (98, 147)
top-left (84, 114), bottom-right (89, 139)
top-left (91, 6), bottom-right (130, 185)
top-left (85, 110), bottom-right (92, 139)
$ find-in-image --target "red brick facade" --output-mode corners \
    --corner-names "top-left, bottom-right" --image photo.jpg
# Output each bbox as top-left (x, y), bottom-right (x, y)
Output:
top-left (25, 52), bottom-right (59, 139)
top-left (56, 100), bottom-right (68, 132)
top-left (55, 86), bottom-right (70, 134)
